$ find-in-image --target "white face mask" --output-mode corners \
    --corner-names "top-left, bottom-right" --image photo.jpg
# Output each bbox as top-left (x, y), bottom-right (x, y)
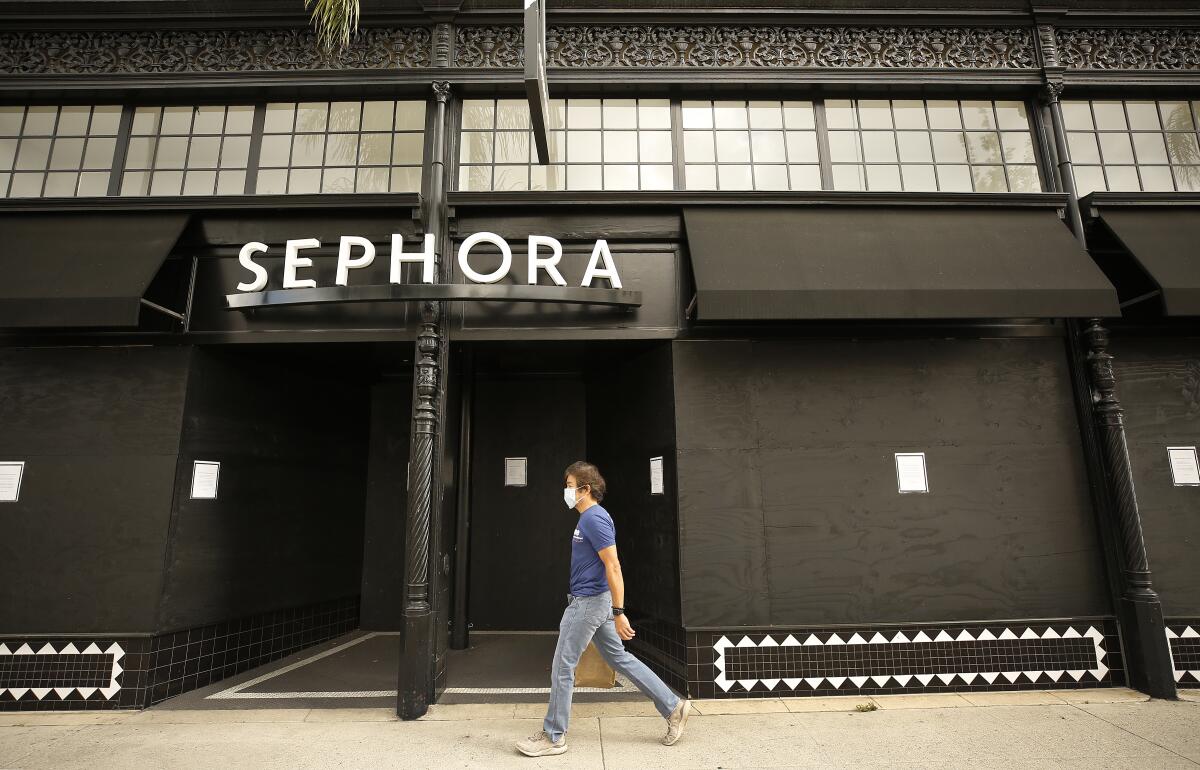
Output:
top-left (563, 486), bottom-right (577, 508)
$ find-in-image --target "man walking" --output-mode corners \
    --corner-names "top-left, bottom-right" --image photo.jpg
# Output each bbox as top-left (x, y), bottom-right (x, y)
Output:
top-left (515, 461), bottom-right (692, 757)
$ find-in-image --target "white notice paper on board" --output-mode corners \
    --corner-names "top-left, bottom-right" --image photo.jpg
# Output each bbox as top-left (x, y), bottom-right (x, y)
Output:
top-left (650, 456), bottom-right (664, 495)
top-left (895, 453), bottom-right (929, 494)
top-left (0, 462), bottom-right (24, 502)
top-left (505, 457), bottom-right (527, 487)
top-left (191, 461), bottom-right (220, 499)
top-left (1168, 446), bottom-right (1200, 486)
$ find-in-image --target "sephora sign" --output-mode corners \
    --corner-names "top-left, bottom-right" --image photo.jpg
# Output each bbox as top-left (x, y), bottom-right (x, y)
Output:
top-left (226, 231), bottom-right (639, 311)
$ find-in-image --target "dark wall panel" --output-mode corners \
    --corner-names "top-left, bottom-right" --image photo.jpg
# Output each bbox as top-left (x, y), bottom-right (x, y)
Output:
top-left (0, 346), bottom-right (190, 633)
top-left (586, 343), bottom-right (681, 626)
top-left (468, 376), bottom-right (584, 630)
top-left (1112, 335), bottom-right (1200, 617)
top-left (359, 378), bottom-right (412, 631)
top-left (672, 338), bottom-right (1111, 628)
top-left (156, 346), bottom-right (370, 632)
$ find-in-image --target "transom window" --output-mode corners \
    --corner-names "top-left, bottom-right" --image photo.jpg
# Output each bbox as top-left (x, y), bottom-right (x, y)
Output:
top-left (121, 105), bottom-right (254, 196)
top-left (458, 98), bottom-right (673, 191)
top-left (823, 99), bottom-right (1041, 192)
top-left (1, 105), bottom-right (121, 198)
top-left (681, 100), bottom-right (821, 191)
top-left (1063, 99), bottom-right (1200, 194)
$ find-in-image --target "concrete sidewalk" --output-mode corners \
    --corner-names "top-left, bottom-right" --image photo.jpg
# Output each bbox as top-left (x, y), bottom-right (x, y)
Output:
top-left (2, 689), bottom-right (1198, 769)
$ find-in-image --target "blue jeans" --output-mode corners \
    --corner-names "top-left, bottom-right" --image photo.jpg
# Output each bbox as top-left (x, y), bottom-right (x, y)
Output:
top-left (543, 589), bottom-right (681, 743)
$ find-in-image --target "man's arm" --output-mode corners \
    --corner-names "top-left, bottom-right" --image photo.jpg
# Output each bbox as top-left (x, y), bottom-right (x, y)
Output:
top-left (598, 545), bottom-right (624, 609)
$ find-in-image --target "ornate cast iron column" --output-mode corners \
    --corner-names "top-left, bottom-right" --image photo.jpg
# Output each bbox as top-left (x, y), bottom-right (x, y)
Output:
top-left (398, 79), bottom-right (452, 720)
top-left (1079, 320), bottom-right (1176, 699)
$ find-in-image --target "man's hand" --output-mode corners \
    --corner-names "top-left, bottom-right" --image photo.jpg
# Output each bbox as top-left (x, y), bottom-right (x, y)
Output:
top-left (614, 614), bottom-right (635, 641)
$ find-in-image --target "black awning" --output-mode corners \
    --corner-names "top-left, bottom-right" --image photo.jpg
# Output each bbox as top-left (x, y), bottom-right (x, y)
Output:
top-left (0, 212), bottom-right (189, 328)
top-left (682, 206), bottom-right (1120, 321)
top-left (1091, 208), bottom-right (1200, 316)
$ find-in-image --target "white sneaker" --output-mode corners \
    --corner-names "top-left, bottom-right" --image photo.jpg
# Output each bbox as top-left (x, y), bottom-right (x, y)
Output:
top-left (515, 729), bottom-right (568, 757)
top-left (662, 698), bottom-right (692, 746)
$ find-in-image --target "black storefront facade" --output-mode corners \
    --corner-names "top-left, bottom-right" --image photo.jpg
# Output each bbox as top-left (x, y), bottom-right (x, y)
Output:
top-left (0, 0), bottom-right (1198, 717)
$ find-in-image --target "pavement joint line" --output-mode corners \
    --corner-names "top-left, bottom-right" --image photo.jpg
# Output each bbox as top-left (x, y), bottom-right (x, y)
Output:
top-left (205, 631), bottom-right (390, 700)
top-left (1064, 698), bottom-right (1200, 767)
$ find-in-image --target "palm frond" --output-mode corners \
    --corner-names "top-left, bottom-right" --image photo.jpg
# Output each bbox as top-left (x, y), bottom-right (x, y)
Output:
top-left (304, 0), bottom-right (361, 52)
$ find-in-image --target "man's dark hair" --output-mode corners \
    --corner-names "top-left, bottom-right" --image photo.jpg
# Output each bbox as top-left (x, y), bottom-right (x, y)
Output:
top-left (564, 461), bottom-right (606, 502)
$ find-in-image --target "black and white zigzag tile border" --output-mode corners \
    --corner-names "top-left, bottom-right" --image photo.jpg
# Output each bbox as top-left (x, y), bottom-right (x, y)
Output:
top-left (1166, 624), bottom-right (1199, 686)
top-left (0, 641), bottom-right (124, 701)
top-left (712, 625), bottom-right (1109, 693)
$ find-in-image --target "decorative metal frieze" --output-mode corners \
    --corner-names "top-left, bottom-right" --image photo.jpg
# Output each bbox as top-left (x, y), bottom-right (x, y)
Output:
top-left (455, 24), bottom-right (1036, 69)
top-left (0, 27), bottom-right (431, 75)
top-left (1057, 27), bottom-right (1200, 70)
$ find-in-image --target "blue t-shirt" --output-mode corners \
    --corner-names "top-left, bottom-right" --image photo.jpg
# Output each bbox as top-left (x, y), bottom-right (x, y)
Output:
top-left (569, 503), bottom-right (616, 596)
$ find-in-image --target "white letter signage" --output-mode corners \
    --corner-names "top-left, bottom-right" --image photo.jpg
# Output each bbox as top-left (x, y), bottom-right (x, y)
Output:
top-left (335, 235), bottom-right (376, 287)
top-left (283, 238), bottom-right (320, 289)
top-left (457, 231), bottom-right (513, 284)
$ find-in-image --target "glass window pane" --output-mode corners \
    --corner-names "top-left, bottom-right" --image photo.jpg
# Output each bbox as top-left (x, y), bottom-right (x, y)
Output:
top-left (715, 131), bottom-right (751, 163)
top-left (567, 100), bottom-right (602, 129)
top-left (288, 168), bottom-right (321, 193)
top-left (390, 166), bottom-right (423, 192)
top-left (861, 131), bottom-right (898, 163)
top-left (77, 171), bottom-right (109, 196)
top-left (1007, 165), bottom-right (1041, 192)
top-left (858, 100), bottom-right (893, 129)
top-left (361, 101), bottom-right (394, 131)
top-left (866, 164), bottom-right (902, 191)
top-left (892, 100), bottom-right (928, 129)
top-left (1001, 132), bottom-right (1036, 164)
top-left (44, 172), bottom-right (78, 196)
top-left (255, 168), bottom-right (288, 194)
top-left (927, 101), bottom-right (962, 129)
top-left (15, 138), bottom-right (51, 169)
top-left (494, 132), bottom-right (529, 164)
top-left (641, 164), bottom-right (674, 191)
top-left (995, 101), bottom-right (1030, 131)
top-left (965, 132), bottom-right (1002, 164)
top-left (530, 164), bottom-right (566, 191)
top-left (604, 164), bottom-right (639, 190)
top-left (901, 164), bottom-right (937, 191)
top-left (458, 165), bottom-right (490, 191)
top-left (1061, 102), bottom-right (1094, 130)
top-left (1067, 132), bottom-right (1101, 164)
top-left (639, 131), bottom-right (672, 162)
top-left (566, 164), bottom-right (602, 190)
top-left (150, 170), bottom-right (183, 196)
top-left (638, 100), bottom-right (671, 129)
top-left (1159, 101), bottom-right (1195, 132)
top-left (971, 165), bottom-right (1008, 192)
top-left (1125, 101), bottom-right (1160, 131)
top-left (10, 172), bottom-right (44, 196)
top-left (225, 105), bottom-right (254, 134)
top-left (357, 166), bottom-right (390, 193)
top-left (713, 102), bottom-right (748, 129)
top-left (496, 100), bottom-right (531, 130)
top-left (782, 102), bottom-right (815, 129)
top-left (322, 167), bottom-right (356, 193)
top-left (960, 101), bottom-right (997, 130)
top-left (0, 138), bottom-right (14, 170)
top-left (1092, 101), bottom-right (1127, 130)
top-left (748, 101), bottom-right (784, 129)
top-left (937, 164), bottom-right (972, 191)
top-left (897, 131), bottom-right (933, 163)
top-left (788, 164), bottom-right (821, 190)
top-left (183, 169), bottom-right (216, 195)
top-left (83, 137), bottom-right (116, 170)
top-left (328, 101), bottom-right (362, 133)
top-left (0, 107), bottom-right (24, 135)
top-left (325, 134), bottom-right (359, 166)
top-left (718, 164), bottom-right (752, 190)
top-left (831, 164), bottom-right (865, 191)
top-left (392, 133), bottom-right (424, 165)
top-left (1140, 165), bottom-right (1174, 191)
top-left (683, 131), bottom-right (715, 163)
top-left (681, 101), bottom-right (713, 129)
top-left (56, 106), bottom-right (90, 135)
top-left (160, 107), bottom-right (192, 134)
top-left (460, 131), bottom-right (493, 164)
top-left (1106, 166), bottom-right (1140, 191)
top-left (931, 132), bottom-right (967, 164)
top-left (603, 99), bottom-right (638, 129)
top-left (824, 100), bottom-right (857, 130)
top-left (395, 102), bottom-right (426, 131)
top-left (754, 165), bottom-right (789, 190)
top-left (1073, 166), bottom-right (1106, 195)
top-left (604, 131), bottom-right (638, 163)
top-left (23, 106), bottom-right (57, 134)
top-left (358, 133), bottom-right (391, 166)
top-left (295, 102), bottom-right (329, 133)
top-left (217, 170), bottom-right (245, 195)
top-left (1097, 132), bottom-right (1135, 164)
top-left (567, 131), bottom-right (602, 163)
top-left (684, 164), bottom-right (716, 190)
top-left (258, 136), bottom-right (291, 167)
top-left (290, 134), bottom-right (326, 166)
top-left (49, 138), bottom-right (84, 170)
top-left (220, 136), bottom-right (250, 168)
top-left (785, 131), bottom-right (818, 163)
top-left (461, 100), bottom-right (495, 130)
top-left (192, 106), bottom-right (225, 135)
top-left (153, 136), bottom-right (188, 169)
top-left (125, 137), bottom-right (156, 169)
top-left (827, 131), bottom-right (862, 163)
top-left (1166, 132), bottom-right (1200, 165)
top-left (1133, 133), bottom-right (1168, 164)
top-left (264, 103), bottom-right (295, 133)
top-left (121, 170), bottom-right (151, 196)
top-left (750, 131), bottom-right (786, 163)
top-left (494, 165), bottom-right (529, 191)
top-left (188, 136), bottom-right (221, 168)
top-left (1175, 166), bottom-right (1200, 191)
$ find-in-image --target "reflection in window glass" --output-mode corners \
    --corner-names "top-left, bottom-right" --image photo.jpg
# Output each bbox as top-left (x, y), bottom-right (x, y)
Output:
top-left (681, 100), bottom-right (819, 190)
top-left (121, 105), bottom-right (254, 196)
top-left (257, 100), bottom-right (425, 194)
top-left (825, 99), bottom-right (1041, 192)
top-left (457, 98), bottom-right (672, 191)
top-left (1, 105), bottom-right (121, 198)
top-left (1064, 99), bottom-right (1200, 194)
